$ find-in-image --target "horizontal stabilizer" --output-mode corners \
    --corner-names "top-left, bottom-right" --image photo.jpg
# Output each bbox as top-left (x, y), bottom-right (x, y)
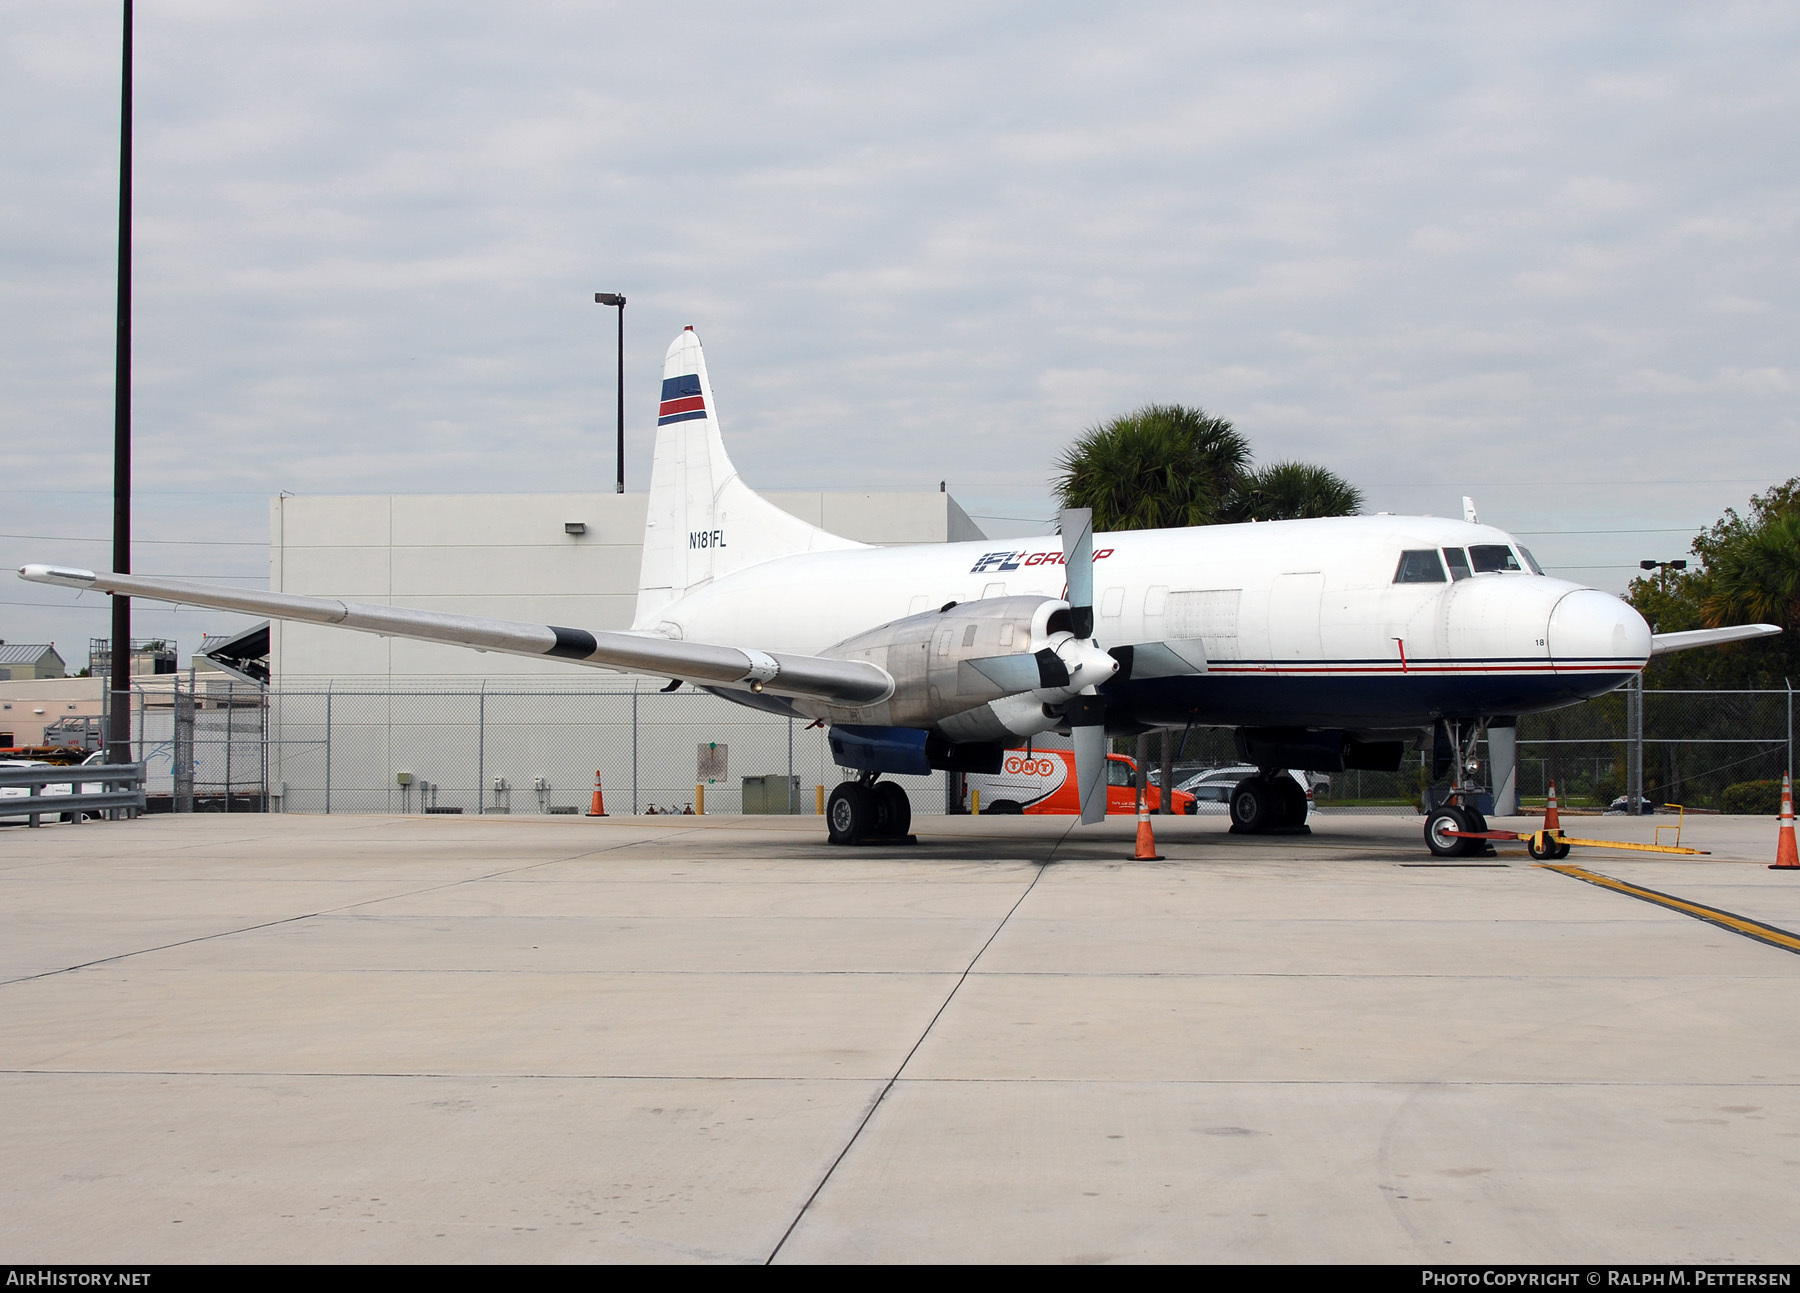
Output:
top-left (1650, 623), bottom-right (1782, 655)
top-left (18, 565), bottom-right (893, 705)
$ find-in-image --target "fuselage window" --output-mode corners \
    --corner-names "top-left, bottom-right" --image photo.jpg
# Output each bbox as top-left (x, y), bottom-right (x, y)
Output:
top-left (1520, 547), bottom-right (1545, 576)
top-left (1394, 550), bottom-right (1447, 583)
top-left (1469, 544), bottom-right (1523, 574)
top-left (1443, 548), bottom-right (1471, 580)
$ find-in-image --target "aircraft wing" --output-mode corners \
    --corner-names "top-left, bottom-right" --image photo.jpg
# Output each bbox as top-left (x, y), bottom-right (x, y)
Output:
top-left (17, 565), bottom-right (894, 705)
top-left (1649, 624), bottom-right (1782, 655)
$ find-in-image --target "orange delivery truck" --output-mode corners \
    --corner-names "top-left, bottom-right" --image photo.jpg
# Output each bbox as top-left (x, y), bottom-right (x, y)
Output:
top-left (962, 750), bottom-right (1197, 816)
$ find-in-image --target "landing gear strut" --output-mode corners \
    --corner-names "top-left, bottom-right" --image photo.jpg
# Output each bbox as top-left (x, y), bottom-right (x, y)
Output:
top-left (1421, 718), bottom-right (1498, 858)
top-left (827, 776), bottom-right (914, 846)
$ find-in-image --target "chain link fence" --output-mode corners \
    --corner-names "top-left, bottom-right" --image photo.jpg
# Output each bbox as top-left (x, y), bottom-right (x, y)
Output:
top-left (113, 678), bottom-right (1795, 817)
top-left (118, 677), bottom-right (955, 817)
top-left (1514, 685), bottom-right (1795, 812)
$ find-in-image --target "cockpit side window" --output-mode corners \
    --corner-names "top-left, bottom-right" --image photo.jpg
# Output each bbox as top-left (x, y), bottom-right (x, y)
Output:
top-left (1469, 544), bottom-right (1524, 574)
top-left (1520, 547), bottom-right (1545, 576)
top-left (1394, 550), bottom-right (1447, 584)
top-left (1442, 548), bottom-right (1471, 580)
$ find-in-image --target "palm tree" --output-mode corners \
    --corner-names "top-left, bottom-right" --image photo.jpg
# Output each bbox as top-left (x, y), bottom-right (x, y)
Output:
top-left (1226, 461), bottom-right (1364, 522)
top-left (1053, 404), bottom-right (1250, 531)
top-left (1703, 512), bottom-right (1800, 627)
top-left (1053, 404), bottom-right (1360, 531)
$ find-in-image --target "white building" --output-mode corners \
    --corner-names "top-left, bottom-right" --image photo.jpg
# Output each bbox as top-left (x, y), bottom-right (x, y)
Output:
top-left (269, 490), bottom-right (982, 685)
top-left (252, 489), bottom-right (983, 815)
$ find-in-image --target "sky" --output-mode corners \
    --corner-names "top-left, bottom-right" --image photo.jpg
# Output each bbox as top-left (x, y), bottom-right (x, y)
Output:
top-left (3, 2), bottom-right (1797, 667)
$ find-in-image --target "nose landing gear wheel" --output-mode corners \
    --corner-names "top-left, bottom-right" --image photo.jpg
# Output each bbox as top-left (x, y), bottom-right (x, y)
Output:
top-left (1425, 805), bottom-right (1478, 858)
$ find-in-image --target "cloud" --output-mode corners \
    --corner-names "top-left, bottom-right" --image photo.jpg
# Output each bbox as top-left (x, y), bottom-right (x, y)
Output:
top-left (2, 1), bottom-right (1799, 656)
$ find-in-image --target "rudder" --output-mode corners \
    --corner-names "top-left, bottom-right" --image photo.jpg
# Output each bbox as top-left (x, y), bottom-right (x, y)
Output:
top-left (633, 327), bottom-right (863, 630)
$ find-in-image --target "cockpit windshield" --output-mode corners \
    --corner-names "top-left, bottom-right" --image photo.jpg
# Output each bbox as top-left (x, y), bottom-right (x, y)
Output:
top-left (1394, 550), bottom-right (1447, 583)
top-left (1442, 548), bottom-right (1471, 580)
top-left (1469, 544), bottom-right (1525, 574)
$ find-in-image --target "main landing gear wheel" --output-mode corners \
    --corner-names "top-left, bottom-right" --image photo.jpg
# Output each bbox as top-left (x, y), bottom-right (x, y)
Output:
top-left (827, 780), bottom-right (914, 846)
top-left (827, 782), bottom-right (876, 845)
top-left (1271, 776), bottom-right (1308, 829)
top-left (1229, 777), bottom-right (1274, 833)
top-left (875, 781), bottom-right (912, 838)
top-left (1230, 774), bottom-right (1309, 834)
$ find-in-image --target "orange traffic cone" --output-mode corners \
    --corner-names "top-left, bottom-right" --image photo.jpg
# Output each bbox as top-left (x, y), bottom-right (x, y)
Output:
top-left (586, 772), bottom-right (608, 818)
top-left (1543, 781), bottom-right (1562, 834)
top-left (1133, 801), bottom-right (1163, 861)
top-left (1770, 772), bottom-right (1798, 871)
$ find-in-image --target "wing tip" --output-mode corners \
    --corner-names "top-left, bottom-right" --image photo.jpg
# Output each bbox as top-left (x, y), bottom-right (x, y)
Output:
top-left (19, 563), bottom-right (98, 588)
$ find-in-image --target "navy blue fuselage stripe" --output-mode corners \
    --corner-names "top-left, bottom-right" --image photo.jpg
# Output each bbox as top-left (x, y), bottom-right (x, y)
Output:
top-left (661, 374), bottom-right (702, 400)
top-left (1107, 670), bottom-right (1636, 728)
top-left (657, 409), bottom-right (708, 425)
top-left (546, 626), bottom-right (598, 660)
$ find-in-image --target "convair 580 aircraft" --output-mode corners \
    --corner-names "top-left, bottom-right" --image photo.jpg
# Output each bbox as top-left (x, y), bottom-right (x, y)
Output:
top-left (20, 327), bottom-right (1779, 853)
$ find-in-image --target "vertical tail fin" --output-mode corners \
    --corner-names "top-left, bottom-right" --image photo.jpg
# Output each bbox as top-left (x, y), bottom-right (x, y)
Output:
top-left (633, 327), bottom-right (863, 630)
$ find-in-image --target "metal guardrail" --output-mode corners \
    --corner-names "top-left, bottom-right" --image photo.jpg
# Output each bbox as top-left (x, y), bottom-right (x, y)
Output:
top-left (0, 763), bottom-right (146, 826)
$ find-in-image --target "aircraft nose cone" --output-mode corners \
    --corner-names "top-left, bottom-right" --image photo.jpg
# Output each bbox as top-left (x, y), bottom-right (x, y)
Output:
top-left (1547, 589), bottom-right (1652, 670)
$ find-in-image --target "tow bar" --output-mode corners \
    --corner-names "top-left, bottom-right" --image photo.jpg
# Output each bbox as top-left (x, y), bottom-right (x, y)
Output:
top-left (1451, 803), bottom-right (1710, 860)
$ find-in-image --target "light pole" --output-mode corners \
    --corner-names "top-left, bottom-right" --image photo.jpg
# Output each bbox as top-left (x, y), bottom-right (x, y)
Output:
top-left (1629, 560), bottom-right (1686, 817)
top-left (595, 293), bottom-right (626, 493)
top-left (109, 0), bottom-right (133, 768)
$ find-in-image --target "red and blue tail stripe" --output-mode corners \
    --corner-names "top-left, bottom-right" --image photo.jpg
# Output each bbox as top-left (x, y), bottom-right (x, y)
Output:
top-left (658, 374), bottom-right (706, 425)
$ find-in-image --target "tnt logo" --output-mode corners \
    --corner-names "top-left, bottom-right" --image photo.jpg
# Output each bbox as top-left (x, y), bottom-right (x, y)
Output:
top-left (1004, 755), bottom-right (1058, 777)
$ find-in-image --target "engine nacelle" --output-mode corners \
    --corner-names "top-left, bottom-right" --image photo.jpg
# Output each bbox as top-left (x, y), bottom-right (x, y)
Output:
top-left (816, 595), bottom-right (1113, 740)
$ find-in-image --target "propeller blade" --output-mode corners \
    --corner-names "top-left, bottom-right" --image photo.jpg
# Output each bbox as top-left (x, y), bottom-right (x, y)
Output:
top-left (1059, 508), bottom-right (1094, 638)
top-left (1112, 638), bottom-right (1208, 679)
top-left (959, 649), bottom-right (1070, 693)
top-left (1067, 693), bottom-right (1108, 824)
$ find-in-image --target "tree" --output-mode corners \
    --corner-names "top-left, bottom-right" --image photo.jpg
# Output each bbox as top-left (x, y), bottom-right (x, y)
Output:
top-left (1053, 403), bottom-right (1361, 531)
top-left (1053, 404), bottom-right (1250, 530)
top-left (1226, 460), bottom-right (1364, 522)
top-left (1629, 477), bottom-right (1800, 688)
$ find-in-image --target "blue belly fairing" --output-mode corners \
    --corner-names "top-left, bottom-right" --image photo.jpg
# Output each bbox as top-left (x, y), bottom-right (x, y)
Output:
top-left (1105, 666), bottom-right (1636, 729)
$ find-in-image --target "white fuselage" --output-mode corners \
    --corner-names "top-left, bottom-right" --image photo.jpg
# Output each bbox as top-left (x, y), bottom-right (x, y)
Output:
top-left (651, 514), bottom-right (1651, 731)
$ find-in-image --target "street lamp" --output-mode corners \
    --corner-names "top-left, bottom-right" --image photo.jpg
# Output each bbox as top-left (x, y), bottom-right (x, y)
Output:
top-left (110, 0), bottom-right (134, 767)
top-left (595, 292), bottom-right (626, 494)
top-left (1639, 559), bottom-right (1687, 573)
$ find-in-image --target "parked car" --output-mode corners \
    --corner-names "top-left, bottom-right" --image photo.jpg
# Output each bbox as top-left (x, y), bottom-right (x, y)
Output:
top-left (1606, 794), bottom-right (1658, 815)
top-left (965, 750), bottom-right (1198, 815)
top-left (1174, 765), bottom-right (1318, 815)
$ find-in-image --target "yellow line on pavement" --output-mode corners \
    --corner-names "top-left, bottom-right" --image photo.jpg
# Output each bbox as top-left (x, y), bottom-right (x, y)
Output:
top-left (1541, 863), bottom-right (1800, 956)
